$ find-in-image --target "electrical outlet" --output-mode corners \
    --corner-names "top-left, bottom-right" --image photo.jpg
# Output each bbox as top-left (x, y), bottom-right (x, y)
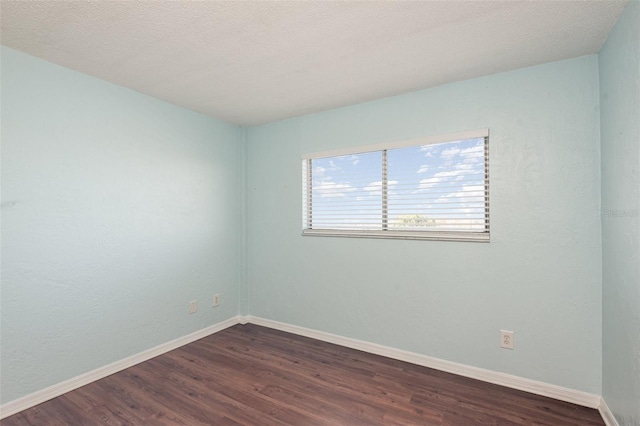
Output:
top-left (188, 300), bottom-right (198, 314)
top-left (500, 330), bottom-right (514, 349)
top-left (212, 293), bottom-right (220, 307)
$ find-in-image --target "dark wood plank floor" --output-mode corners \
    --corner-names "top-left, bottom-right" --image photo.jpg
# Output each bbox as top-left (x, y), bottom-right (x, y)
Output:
top-left (1, 324), bottom-right (604, 425)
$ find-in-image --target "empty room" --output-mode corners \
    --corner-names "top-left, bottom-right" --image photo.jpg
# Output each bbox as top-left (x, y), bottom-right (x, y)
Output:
top-left (1, 1), bottom-right (639, 425)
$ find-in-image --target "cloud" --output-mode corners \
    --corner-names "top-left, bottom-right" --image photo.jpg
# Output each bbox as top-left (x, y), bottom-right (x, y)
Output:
top-left (441, 147), bottom-right (461, 157)
top-left (323, 154), bottom-right (363, 171)
top-left (418, 177), bottom-right (443, 190)
top-left (418, 170), bottom-right (467, 190)
top-left (454, 163), bottom-right (473, 170)
top-left (364, 181), bottom-right (382, 192)
top-left (463, 156), bottom-right (482, 164)
top-left (363, 180), bottom-right (398, 193)
top-left (313, 166), bottom-right (326, 176)
top-left (448, 184), bottom-right (485, 195)
top-left (314, 180), bottom-right (356, 198)
top-left (460, 145), bottom-right (484, 155)
top-left (433, 185), bottom-right (485, 203)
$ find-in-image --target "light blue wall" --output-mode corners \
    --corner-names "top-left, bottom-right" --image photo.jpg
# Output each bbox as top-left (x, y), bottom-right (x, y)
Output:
top-left (247, 56), bottom-right (602, 393)
top-left (5, 25), bottom-right (629, 407)
top-left (599, 1), bottom-right (640, 424)
top-left (0, 47), bottom-right (243, 403)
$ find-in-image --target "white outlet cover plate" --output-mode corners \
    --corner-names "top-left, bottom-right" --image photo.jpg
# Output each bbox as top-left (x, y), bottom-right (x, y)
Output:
top-left (500, 330), bottom-right (514, 350)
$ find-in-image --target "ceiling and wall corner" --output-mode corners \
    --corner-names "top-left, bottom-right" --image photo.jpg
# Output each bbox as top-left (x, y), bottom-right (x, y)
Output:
top-left (0, 0), bottom-right (627, 126)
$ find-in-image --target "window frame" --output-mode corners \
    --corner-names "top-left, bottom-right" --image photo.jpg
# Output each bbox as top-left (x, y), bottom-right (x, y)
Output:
top-left (302, 129), bottom-right (490, 242)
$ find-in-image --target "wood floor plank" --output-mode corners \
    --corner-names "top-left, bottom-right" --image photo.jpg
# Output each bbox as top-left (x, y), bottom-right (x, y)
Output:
top-left (1, 324), bottom-right (605, 426)
top-left (137, 357), bottom-right (309, 426)
top-left (203, 331), bottom-right (439, 425)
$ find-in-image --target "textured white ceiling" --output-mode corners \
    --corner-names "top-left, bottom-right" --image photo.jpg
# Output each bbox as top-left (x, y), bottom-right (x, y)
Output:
top-left (0, 1), bottom-right (627, 126)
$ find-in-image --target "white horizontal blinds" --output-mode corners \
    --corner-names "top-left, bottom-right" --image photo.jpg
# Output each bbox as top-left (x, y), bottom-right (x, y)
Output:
top-left (306, 151), bottom-right (383, 230)
top-left (484, 136), bottom-right (490, 234)
top-left (302, 159), bottom-right (311, 229)
top-left (302, 130), bottom-right (489, 240)
top-left (387, 137), bottom-right (488, 233)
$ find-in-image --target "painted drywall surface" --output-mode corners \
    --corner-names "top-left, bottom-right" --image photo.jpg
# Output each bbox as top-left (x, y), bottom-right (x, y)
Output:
top-left (237, 126), bottom-right (250, 316)
top-left (599, 1), bottom-right (640, 424)
top-left (246, 56), bottom-right (602, 393)
top-left (0, 47), bottom-right (241, 403)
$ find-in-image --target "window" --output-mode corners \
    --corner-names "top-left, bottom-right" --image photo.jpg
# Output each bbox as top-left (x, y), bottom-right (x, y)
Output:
top-left (302, 129), bottom-right (489, 242)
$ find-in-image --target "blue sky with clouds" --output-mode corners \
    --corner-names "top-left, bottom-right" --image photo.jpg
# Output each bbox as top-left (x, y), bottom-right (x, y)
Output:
top-left (307, 137), bottom-right (486, 232)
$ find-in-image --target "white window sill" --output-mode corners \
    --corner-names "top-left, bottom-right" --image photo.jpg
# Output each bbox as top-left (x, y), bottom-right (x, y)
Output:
top-left (302, 229), bottom-right (490, 242)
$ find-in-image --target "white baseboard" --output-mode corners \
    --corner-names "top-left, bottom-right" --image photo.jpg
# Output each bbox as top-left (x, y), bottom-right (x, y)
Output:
top-left (599, 398), bottom-right (619, 426)
top-left (0, 316), bottom-right (241, 420)
top-left (1, 314), bottom-right (605, 420)
top-left (245, 316), bottom-right (602, 409)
